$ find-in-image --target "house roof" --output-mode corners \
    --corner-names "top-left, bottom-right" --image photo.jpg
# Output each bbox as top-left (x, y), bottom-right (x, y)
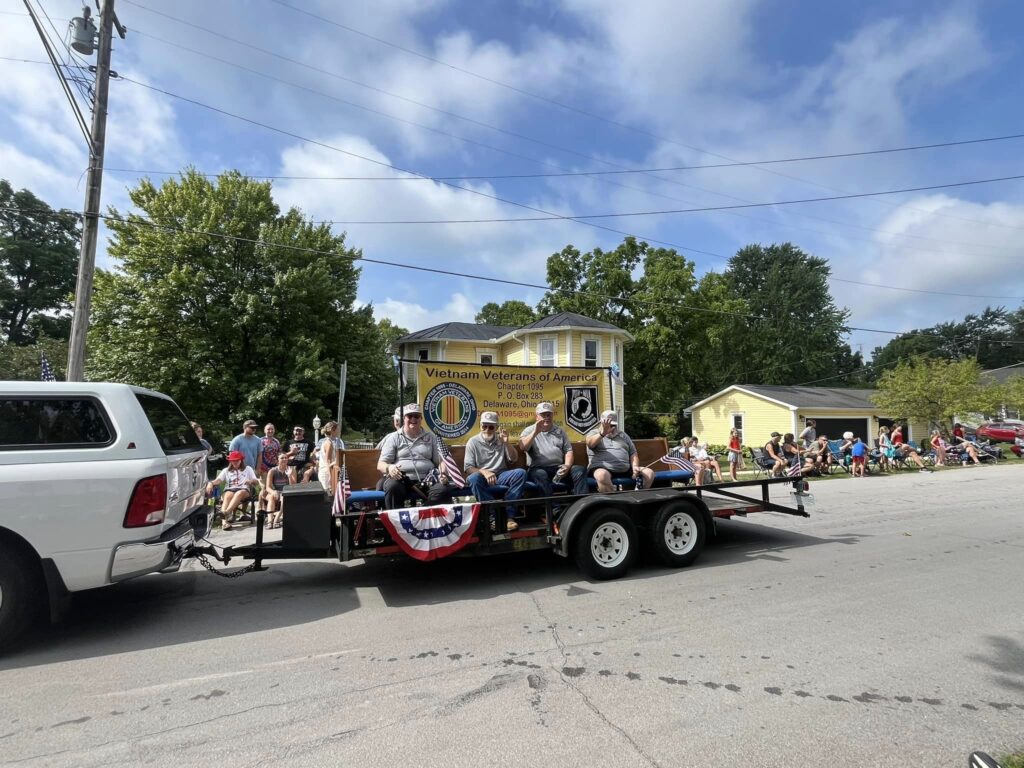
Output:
top-left (397, 322), bottom-right (515, 343)
top-left (686, 384), bottom-right (880, 413)
top-left (519, 312), bottom-right (622, 331)
top-left (982, 363), bottom-right (1024, 385)
top-left (396, 312), bottom-right (631, 345)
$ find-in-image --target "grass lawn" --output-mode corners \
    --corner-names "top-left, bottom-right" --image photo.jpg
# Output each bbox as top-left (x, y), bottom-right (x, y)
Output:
top-left (1002, 752), bottom-right (1024, 768)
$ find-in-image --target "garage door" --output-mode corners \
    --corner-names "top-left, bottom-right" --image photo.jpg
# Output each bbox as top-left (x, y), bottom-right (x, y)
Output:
top-left (810, 417), bottom-right (870, 443)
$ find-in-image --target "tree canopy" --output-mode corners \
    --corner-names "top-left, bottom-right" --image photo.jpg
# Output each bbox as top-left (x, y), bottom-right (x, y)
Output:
top-left (0, 179), bottom-right (79, 345)
top-left (537, 237), bottom-right (861, 434)
top-left (87, 170), bottom-right (393, 435)
top-left (871, 357), bottom-right (999, 429)
top-left (474, 300), bottom-right (537, 327)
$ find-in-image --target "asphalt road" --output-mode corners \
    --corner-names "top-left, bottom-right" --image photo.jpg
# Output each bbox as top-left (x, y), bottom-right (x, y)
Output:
top-left (2, 464), bottom-right (1022, 767)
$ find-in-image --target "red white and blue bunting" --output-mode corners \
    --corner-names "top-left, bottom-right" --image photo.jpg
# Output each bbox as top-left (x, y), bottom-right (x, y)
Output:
top-left (376, 503), bottom-right (480, 561)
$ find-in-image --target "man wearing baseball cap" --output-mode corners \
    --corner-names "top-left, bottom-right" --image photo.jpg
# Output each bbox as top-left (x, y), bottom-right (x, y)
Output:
top-left (228, 419), bottom-right (262, 473)
top-left (763, 431), bottom-right (786, 476)
top-left (375, 407), bottom-right (404, 450)
top-left (464, 412), bottom-right (527, 531)
top-left (376, 403), bottom-right (454, 509)
top-left (519, 401), bottom-right (588, 499)
top-left (586, 410), bottom-right (654, 493)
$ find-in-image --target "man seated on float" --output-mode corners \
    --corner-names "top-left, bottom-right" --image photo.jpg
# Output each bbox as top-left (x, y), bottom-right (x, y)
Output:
top-left (519, 402), bottom-right (588, 498)
top-left (464, 411), bottom-right (527, 532)
top-left (376, 403), bottom-right (454, 509)
top-left (586, 410), bottom-right (655, 493)
top-left (375, 407), bottom-right (402, 450)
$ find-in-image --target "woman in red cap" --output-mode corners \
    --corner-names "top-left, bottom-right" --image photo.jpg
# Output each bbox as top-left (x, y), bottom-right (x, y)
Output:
top-left (206, 450), bottom-right (260, 530)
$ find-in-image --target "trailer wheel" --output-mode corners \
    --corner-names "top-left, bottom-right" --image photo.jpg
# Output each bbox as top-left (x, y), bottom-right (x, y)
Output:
top-left (649, 502), bottom-right (706, 568)
top-left (574, 509), bottom-right (636, 580)
top-left (0, 540), bottom-right (42, 650)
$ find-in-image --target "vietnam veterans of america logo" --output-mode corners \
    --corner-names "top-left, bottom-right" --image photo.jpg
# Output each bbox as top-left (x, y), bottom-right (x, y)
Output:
top-left (423, 382), bottom-right (478, 439)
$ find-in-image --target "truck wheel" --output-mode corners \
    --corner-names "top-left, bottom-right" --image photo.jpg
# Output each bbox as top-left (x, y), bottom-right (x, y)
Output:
top-left (649, 502), bottom-right (706, 568)
top-left (0, 542), bottom-right (41, 650)
top-left (574, 509), bottom-right (636, 580)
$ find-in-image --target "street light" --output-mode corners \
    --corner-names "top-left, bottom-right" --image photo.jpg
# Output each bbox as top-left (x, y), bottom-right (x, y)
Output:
top-left (312, 414), bottom-right (321, 440)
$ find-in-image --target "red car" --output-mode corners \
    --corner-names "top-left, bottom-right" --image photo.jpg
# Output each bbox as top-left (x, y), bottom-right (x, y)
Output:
top-left (975, 421), bottom-right (1024, 443)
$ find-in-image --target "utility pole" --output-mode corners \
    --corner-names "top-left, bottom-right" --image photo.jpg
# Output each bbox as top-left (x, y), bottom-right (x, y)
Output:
top-left (66, 1), bottom-right (122, 381)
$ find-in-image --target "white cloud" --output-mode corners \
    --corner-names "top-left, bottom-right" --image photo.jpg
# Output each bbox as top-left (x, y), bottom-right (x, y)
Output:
top-left (830, 194), bottom-right (1024, 342)
top-left (373, 292), bottom-right (478, 331)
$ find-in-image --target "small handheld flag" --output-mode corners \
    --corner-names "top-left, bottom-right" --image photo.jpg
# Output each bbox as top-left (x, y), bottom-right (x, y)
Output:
top-left (661, 451), bottom-right (697, 473)
top-left (332, 461), bottom-right (351, 516)
top-left (435, 436), bottom-right (466, 488)
top-left (40, 354), bottom-right (57, 382)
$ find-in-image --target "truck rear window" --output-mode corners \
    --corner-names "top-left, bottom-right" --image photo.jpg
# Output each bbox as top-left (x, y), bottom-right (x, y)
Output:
top-left (135, 393), bottom-right (203, 455)
top-left (0, 397), bottom-right (114, 449)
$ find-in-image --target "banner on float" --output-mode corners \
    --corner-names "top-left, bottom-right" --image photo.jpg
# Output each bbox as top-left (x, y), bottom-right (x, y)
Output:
top-left (415, 361), bottom-right (609, 441)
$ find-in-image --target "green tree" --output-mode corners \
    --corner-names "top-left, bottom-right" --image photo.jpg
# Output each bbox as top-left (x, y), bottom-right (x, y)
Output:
top-left (724, 242), bottom-right (860, 385)
top-left (868, 307), bottom-right (1024, 380)
top-left (538, 238), bottom-right (645, 325)
top-left (0, 336), bottom-right (67, 380)
top-left (87, 169), bottom-right (384, 434)
top-left (474, 300), bottom-right (537, 327)
top-left (0, 179), bottom-right (79, 344)
top-left (872, 357), bottom-right (999, 429)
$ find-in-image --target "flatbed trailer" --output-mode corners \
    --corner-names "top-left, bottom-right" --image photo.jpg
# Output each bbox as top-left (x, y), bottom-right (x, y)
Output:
top-left (193, 476), bottom-right (812, 581)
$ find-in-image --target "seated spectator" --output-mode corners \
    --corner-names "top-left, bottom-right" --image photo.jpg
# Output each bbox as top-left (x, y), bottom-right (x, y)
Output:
top-left (282, 426), bottom-right (316, 483)
top-left (806, 434), bottom-right (831, 472)
top-left (262, 453), bottom-right (292, 529)
top-left (891, 423), bottom-right (932, 472)
top-left (782, 433), bottom-right (802, 470)
top-left (692, 440), bottom-right (724, 483)
top-left (850, 437), bottom-right (867, 477)
top-left (464, 412), bottom-right (527, 531)
top-left (375, 408), bottom-right (402, 450)
top-left (763, 432), bottom-right (786, 476)
top-left (206, 450), bottom-right (260, 531)
top-left (951, 422), bottom-right (967, 445)
top-left (585, 410), bottom-right (655, 493)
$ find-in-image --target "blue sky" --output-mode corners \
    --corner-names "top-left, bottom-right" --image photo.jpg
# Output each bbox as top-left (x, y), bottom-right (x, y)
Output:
top-left (2, 0), bottom-right (1023, 360)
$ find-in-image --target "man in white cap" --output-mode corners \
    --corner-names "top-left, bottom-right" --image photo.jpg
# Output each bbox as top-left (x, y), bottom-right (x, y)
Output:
top-left (376, 403), bottom-right (453, 509)
top-left (519, 402), bottom-right (588, 498)
top-left (586, 410), bottom-right (654, 493)
top-left (464, 412), bottom-right (527, 531)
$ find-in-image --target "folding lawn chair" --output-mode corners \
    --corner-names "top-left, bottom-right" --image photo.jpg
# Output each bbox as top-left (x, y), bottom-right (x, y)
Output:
top-left (749, 447), bottom-right (777, 479)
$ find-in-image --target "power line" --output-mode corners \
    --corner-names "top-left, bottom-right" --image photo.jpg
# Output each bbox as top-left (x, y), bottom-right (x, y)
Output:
top-left (107, 28), bottom-right (1024, 257)
top-left (290, 173), bottom-right (1024, 224)
top-left (115, 2), bottom-right (1024, 242)
top-left (5, 199), bottom-right (1023, 341)
top-left (265, 0), bottom-right (1024, 234)
top-left (102, 129), bottom-right (1024, 181)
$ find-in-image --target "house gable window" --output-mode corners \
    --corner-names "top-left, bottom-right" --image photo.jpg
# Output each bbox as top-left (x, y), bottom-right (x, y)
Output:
top-left (584, 338), bottom-right (600, 368)
top-left (539, 336), bottom-right (557, 367)
top-left (417, 348), bottom-right (429, 362)
top-left (476, 347), bottom-right (496, 365)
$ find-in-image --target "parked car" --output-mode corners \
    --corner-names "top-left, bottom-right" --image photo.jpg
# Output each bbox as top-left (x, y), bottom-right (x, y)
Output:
top-left (975, 421), bottom-right (1024, 443)
top-left (0, 382), bottom-right (209, 648)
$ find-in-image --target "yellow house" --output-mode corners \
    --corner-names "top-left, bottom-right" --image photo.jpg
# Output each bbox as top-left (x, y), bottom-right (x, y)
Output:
top-left (395, 312), bottom-right (632, 421)
top-left (685, 385), bottom-right (929, 449)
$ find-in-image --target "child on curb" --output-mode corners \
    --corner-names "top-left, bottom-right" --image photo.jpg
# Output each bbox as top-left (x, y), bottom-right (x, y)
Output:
top-left (727, 428), bottom-right (742, 482)
top-left (850, 436), bottom-right (867, 478)
top-left (262, 453), bottom-right (293, 529)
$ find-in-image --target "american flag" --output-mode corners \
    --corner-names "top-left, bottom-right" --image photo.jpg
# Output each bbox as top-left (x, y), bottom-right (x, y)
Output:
top-left (661, 451), bottom-right (697, 473)
top-left (332, 461), bottom-right (351, 516)
top-left (40, 354), bottom-right (57, 382)
top-left (787, 461), bottom-right (803, 477)
top-left (435, 436), bottom-right (466, 488)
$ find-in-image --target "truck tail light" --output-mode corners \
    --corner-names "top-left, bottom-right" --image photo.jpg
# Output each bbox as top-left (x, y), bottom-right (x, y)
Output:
top-left (124, 474), bottom-right (167, 528)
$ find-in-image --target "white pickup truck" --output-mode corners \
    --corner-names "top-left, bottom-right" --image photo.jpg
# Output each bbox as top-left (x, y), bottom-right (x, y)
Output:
top-left (0, 382), bottom-right (210, 648)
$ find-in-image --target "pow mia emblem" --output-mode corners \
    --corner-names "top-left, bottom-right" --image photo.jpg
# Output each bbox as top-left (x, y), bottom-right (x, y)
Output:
top-left (565, 386), bottom-right (599, 433)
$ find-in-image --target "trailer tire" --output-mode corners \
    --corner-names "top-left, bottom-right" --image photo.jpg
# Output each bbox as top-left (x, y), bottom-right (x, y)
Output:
top-left (0, 539), bottom-right (42, 650)
top-left (648, 502), bottom-right (706, 568)
top-left (573, 508), bottom-right (636, 580)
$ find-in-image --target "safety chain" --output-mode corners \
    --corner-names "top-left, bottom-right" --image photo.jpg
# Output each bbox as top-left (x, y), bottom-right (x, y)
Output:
top-left (193, 550), bottom-right (257, 578)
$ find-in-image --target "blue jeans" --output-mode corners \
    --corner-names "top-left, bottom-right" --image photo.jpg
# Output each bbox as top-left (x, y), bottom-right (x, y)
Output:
top-left (528, 464), bottom-right (588, 497)
top-left (467, 468), bottom-right (527, 518)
